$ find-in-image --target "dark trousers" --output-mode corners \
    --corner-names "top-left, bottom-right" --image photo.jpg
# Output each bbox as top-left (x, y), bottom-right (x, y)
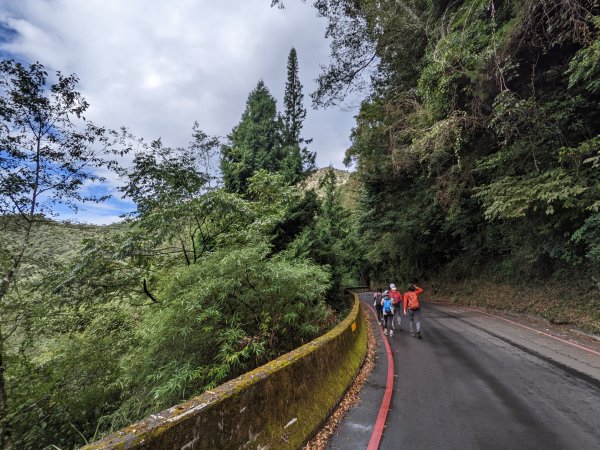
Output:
top-left (383, 314), bottom-right (394, 333)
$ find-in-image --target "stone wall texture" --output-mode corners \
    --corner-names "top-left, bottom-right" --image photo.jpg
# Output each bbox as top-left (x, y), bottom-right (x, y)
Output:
top-left (84, 293), bottom-right (367, 450)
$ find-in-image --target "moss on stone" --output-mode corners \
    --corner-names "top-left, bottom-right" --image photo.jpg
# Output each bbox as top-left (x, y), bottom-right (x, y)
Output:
top-left (84, 295), bottom-right (367, 450)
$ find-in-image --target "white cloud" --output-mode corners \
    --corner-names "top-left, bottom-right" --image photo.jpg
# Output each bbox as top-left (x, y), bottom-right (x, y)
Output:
top-left (0, 0), bottom-right (359, 224)
top-left (59, 211), bottom-right (126, 226)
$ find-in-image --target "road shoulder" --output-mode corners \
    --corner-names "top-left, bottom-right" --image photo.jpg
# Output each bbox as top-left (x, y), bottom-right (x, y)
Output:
top-left (426, 301), bottom-right (600, 383)
top-left (324, 295), bottom-right (391, 450)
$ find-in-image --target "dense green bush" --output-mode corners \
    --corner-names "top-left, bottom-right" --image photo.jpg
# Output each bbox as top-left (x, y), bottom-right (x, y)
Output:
top-left (2, 166), bottom-right (349, 448)
top-left (317, 0), bottom-right (600, 285)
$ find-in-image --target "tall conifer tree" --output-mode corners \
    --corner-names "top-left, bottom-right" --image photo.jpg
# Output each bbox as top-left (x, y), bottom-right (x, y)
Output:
top-left (283, 47), bottom-right (305, 146)
top-left (282, 48), bottom-right (315, 182)
top-left (221, 80), bottom-right (282, 194)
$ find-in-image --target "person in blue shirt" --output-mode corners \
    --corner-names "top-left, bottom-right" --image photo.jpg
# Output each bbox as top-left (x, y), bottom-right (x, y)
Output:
top-left (381, 290), bottom-right (394, 337)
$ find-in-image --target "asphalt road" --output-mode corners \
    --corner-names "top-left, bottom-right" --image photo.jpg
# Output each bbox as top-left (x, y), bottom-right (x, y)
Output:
top-left (327, 294), bottom-right (600, 450)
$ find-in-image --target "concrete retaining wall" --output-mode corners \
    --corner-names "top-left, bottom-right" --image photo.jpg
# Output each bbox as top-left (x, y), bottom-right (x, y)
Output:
top-left (84, 294), bottom-right (367, 450)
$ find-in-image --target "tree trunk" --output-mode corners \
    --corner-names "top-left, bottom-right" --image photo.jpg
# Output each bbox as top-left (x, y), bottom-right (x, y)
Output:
top-left (0, 190), bottom-right (35, 450)
top-left (0, 328), bottom-right (14, 450)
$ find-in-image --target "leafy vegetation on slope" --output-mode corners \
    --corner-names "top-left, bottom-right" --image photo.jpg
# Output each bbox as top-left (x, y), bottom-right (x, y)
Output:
top-left (285, 0), bottom-right (600, 288)
top-left (4, 1), bottom-right (600, 447)
top-left (272, 0), bottom-right (600, 330)
top-left (0, 50), bottom-right (357, 448)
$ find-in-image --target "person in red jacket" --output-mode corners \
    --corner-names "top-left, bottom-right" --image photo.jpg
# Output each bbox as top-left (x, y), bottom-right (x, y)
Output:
top-left (404, 284), bottom-right (423, 338)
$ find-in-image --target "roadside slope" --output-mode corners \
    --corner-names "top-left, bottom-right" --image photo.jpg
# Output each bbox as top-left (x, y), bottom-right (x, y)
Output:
top-left (426, 278), bottom-right (600, 336)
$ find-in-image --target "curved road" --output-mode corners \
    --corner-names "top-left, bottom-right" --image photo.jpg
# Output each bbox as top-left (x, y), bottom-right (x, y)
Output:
top-left (328, 294), bottom-right (600, 450)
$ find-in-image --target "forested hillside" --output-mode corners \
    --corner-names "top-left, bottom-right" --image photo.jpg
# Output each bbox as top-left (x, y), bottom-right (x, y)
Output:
top-left (274, 1), bottom-right (600, 300)
top-left (2, 1), bottom-right (600, 448)
top-left (0, 50), bottom-right (358, 448)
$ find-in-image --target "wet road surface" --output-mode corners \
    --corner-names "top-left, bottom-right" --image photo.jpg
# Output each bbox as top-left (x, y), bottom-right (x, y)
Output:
top-left (327, 294), bottom-right (600, 450)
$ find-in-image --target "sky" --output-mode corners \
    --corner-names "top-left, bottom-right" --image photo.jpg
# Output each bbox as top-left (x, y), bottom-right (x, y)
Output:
top-left (0, 0), bottom-right (359, 224)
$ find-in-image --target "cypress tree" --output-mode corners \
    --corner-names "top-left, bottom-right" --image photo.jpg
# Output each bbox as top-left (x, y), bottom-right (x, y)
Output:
top-left (283, 47), bottom-right (305, 146)
top-left (282, 48), bottom-right (315, 182)
top-left (221, 80), bottom-right (282, 194)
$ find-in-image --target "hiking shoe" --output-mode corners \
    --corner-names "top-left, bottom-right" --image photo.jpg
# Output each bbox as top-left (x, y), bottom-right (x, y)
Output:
top-left (390, 330), bottom-right (394, 337)
top-left (383, 330), bottom-right (388, 336)
top-left (417, 332), bottom-right (422, 339)
top-left (410, 331), bottom-right (416, 337)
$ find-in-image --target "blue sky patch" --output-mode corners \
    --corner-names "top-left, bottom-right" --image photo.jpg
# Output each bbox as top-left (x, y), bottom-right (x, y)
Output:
top-left (0, 20), bottom-right (18, 59)
top-left (0, 21), bottom-right (17, 44)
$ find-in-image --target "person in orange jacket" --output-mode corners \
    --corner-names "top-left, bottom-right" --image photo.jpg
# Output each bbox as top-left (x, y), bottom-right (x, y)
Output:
top-left (389, 283), bottom-right (402, 330)
top-left (404, 284), bottom-right (423, 338)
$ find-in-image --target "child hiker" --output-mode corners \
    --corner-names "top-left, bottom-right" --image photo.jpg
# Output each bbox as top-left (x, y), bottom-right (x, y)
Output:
top-left (381, 290), bottom-right (394, 337)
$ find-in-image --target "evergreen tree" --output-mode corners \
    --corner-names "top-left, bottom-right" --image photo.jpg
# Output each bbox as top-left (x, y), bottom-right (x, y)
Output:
top-left (221, 80), bottom-right (282, 194)
top-left (310, 167), bottom-right (354, 309)
top-left (283, 47), bottom-right (306, 147)
top-left (281, 47), bottom-right (315, 183)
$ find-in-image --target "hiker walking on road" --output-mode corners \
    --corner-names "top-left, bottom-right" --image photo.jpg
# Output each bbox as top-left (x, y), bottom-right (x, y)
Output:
top-left (404, 284), bottom-right (424, 338)
top-left (373, 289), bottom-right (383, 325)
top-left (381, 290), bottom-right (394, 337)
top-left (389, 283), bottom-right (402, 330)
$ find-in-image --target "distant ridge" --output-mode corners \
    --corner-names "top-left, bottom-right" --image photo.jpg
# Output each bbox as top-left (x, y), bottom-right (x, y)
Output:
top-left (301, 167), bottom-right (352, 194)
top-left (300, 167), bottom-right (359, 211)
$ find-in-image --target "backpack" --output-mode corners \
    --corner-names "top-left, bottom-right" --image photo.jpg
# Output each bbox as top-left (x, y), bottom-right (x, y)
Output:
top-left (373, 292), bottom-right (381, 309)
top-left (390, 289), bottom-right (401, 307)
top-left (383, 298), bottom-right (392, 314)
top-left (407, 292), bottom-right (420, 310)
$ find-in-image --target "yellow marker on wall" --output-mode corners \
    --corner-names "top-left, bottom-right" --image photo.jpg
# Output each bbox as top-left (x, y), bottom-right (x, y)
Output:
top-left (351, 322), bottom-right (357, 332)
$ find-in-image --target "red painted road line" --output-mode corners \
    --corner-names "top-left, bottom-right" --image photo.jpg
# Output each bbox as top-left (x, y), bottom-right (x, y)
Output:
top-left (366, 304), bottom-right (394, 450)
top-left (427, 301), bottom-right (600, 357)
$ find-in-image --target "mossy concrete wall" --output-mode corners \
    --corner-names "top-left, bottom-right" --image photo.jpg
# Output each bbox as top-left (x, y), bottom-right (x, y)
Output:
top-left (84, 294), bottom-right (367, 450)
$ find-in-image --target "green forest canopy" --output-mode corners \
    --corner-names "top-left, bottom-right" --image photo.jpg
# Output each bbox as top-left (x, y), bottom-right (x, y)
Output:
top-left (0, 51), bottom-right (356, 448)
top-left (2, 0), bottom-right (600, 447)
top-left (272, 0), bottom-right (600, 284)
